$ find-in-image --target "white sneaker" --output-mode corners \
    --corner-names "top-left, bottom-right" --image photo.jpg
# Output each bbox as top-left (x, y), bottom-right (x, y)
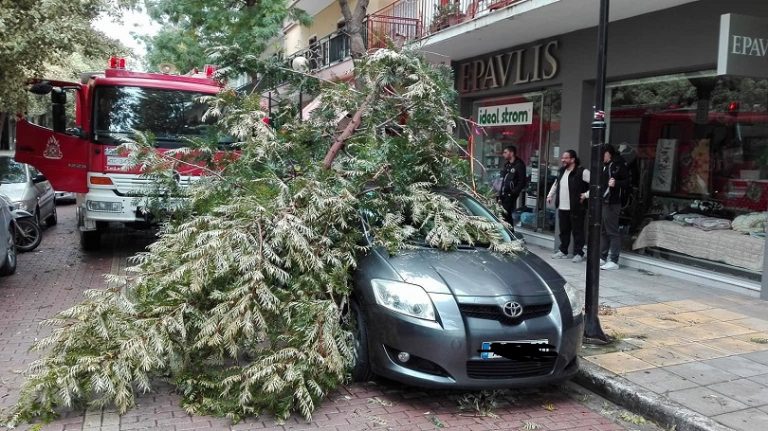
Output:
top-left (599, 259), bottom-right (606, 266)
top-left (572, 255), bottom-right (584, 263)
top-left (552, 251), bottom-right (568, 259)
top-left (601, 261), bottom-right (619, 270)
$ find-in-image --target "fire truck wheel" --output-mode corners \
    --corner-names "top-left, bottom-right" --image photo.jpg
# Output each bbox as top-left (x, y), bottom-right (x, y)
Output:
top-left (80, 230), bottom-right (101, 251)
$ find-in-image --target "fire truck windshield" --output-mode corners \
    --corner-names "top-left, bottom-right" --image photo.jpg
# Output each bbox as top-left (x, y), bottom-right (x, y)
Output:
top-left (93, 86), bottom-right (231, 148)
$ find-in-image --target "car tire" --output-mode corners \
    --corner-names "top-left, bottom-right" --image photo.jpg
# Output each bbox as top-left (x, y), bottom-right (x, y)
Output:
top-left (80, 229), bottom-right (101, 251)
top-left (46, 205), bottom-right (57, 226)
top-left (0, 226), bottom-right (17, 276)
top-left (350, 300), bottom-right (374, 382)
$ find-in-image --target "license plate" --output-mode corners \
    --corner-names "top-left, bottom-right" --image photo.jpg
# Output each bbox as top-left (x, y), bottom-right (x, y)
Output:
top-left (480, 339), bottom-right (550, 359)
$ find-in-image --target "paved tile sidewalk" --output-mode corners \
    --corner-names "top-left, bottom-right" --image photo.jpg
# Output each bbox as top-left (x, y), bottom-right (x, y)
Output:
top-left (529, 244), bottom-right (768, 431)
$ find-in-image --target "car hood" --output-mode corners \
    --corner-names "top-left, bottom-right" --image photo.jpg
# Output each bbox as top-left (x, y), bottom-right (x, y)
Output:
top-left (384, 247), bottom-right (559, 298)
top-left (0, 184), bottom-right (27, 201)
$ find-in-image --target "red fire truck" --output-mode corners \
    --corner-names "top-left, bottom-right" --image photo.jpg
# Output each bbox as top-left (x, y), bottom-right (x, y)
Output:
top-left (14, 57), bottom-right (227, 250)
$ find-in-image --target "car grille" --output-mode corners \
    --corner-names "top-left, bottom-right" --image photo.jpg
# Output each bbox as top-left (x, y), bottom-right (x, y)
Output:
top-left (458, 302), bottom-right (552, 324)
top-left (466, 357), bottom-right (556, 379)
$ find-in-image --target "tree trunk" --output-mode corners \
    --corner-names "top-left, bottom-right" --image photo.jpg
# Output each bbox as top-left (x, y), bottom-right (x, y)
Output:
top-left (0, 112), bottom-right (7, 150)
top-left (338, 0), bottom-right (370, 59)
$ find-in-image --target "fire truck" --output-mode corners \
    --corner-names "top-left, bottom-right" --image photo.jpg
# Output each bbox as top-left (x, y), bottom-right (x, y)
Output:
top-left (14, 57), bottom-right (227, 250)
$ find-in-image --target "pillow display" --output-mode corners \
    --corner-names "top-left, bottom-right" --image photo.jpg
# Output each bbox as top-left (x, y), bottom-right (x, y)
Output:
top-left (732, 212), bottom-right (768, 234)
top-left (691, 217), bottom-right (732, 231)
top-left (672, 213), bottom-right (706, 225)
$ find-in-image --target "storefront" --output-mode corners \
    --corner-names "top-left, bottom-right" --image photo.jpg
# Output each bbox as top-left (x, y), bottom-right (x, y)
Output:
top-left (455, 0), bottom-right (768, 285)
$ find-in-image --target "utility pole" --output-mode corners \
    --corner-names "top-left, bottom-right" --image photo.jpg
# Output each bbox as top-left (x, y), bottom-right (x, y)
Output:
top-left (584, 0), bottom-right (610, 344)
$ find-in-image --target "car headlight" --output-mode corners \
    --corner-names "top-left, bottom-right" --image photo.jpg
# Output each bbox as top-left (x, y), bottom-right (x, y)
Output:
top-left (563, 282), bottom-right (584, 317)
top-left (12, 201), bottom-right (28, 212)
top-left (371, 279), bottom-right (436, 321)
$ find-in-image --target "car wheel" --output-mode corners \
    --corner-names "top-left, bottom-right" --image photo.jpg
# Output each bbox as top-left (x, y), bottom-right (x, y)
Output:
top-left (350, 300), bottom-right (374, 382)
top-left (80, 229), bottom-right (101, 251)
top-left (0, 226), bottom-right (17, 276)
top-left (46, 205), bottom-right (58, 226)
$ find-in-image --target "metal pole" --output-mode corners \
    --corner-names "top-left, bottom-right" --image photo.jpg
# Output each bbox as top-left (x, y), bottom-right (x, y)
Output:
top-left (298, 88), bottom-right (303, 122)
top-left (584, 0), bottom-right (610, 344)
top-left (761, 223), bottom-right (768, 300)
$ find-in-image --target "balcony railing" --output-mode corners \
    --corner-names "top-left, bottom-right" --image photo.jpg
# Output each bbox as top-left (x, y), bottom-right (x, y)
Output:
top-left (372, 0), bottom-right (528, 38)
top-left (284, 0), bottom-right (527, 73)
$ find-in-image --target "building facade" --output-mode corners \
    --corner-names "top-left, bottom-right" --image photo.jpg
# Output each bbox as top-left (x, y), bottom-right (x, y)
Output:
top-left (448, 0), bottom-right (767, 288)
top-left (284, 0), bottom-right (768, 290)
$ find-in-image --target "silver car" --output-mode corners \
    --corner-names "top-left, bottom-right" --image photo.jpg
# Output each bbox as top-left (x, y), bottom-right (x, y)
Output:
top-left (0, 194), bottom-right (16, 275)
top-left (0, 153), bottom-right (57, 226)
top-left (350, 190), bottom-right (584, 389)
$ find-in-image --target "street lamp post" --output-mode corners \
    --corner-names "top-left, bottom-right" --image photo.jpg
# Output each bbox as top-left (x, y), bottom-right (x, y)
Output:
top-left (584, 0), bottom-right (610, 344)
top-left (291, 55), bottom-right (309, 122)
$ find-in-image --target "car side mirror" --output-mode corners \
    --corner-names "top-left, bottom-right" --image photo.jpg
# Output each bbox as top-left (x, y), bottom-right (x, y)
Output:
top-left (65, 127), bottom-right (85, 138)
top-left (29, 81), bottom-right (53, 95)
top-left (32, 173), bottom-right (47, 184)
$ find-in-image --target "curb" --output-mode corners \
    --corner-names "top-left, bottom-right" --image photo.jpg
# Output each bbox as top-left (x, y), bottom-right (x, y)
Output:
top-left (574, 360), bottom-right (733, 431)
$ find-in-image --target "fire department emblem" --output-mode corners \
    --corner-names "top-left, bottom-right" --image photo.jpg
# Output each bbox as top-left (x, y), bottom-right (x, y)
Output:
top-left (43, 136), bottom-right (63, 160)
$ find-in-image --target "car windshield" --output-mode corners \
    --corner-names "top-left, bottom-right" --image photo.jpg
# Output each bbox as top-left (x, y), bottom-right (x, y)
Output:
top-left (93, 86), bottom-right (234, 149)
top-left (364, 194), bottom-right (514, 247)
top-left (0, 158), bottom-right (27, 184)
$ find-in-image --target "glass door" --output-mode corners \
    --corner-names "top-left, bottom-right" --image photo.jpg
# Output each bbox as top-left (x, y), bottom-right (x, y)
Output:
top-left (471, 89), bottom-right (561, 233)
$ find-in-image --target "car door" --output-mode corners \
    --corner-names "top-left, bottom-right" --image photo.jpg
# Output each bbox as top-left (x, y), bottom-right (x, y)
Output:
top-left (29, 165), bottom-right (55, 220)
top-left (15, 80), bottom-right (89, 193)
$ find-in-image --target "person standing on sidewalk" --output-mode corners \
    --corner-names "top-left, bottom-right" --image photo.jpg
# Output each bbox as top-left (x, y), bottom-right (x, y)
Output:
top-left (596, 144), bottom-right (629, 270)
top-left (497, 145), bottom-right (527, 229)
top-left (546, 150), bottom-right (590, 263)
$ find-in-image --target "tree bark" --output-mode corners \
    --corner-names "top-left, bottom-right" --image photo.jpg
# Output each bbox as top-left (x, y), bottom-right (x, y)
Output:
top-left (322, 92), bottom-right (376, 169)
top-left (338, 0), bottom-right (370, 59)
top-left (0, 112), bottom-right (7, 150)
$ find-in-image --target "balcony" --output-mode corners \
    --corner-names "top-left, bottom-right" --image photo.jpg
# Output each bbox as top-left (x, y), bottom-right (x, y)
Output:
top-left (285, 15), bottom-right (423, 76)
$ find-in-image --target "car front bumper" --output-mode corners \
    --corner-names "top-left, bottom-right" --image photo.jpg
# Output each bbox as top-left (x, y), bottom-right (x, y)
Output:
top-left (363, 297), bottom-right (583, 389)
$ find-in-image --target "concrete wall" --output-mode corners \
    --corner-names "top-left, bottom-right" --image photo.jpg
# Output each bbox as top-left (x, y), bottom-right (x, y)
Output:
top-left (458, 0), bottom-right (768, 168)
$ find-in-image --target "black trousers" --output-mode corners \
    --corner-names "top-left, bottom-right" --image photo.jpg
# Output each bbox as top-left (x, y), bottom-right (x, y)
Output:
top-left (558, 209), bottom-right (586, 256)
top-left (500, 193), bottom-right (518, 229)
top-left (601, 203), bottom-right (622, 262)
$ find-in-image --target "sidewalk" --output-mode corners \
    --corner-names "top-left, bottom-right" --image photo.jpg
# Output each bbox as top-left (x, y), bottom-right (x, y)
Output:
top-left (528, 244), bottom-right (768, 431)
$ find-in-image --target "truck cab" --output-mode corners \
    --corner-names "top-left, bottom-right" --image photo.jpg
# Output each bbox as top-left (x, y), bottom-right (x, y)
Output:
top-left (15, 58), bottom-right (226, 249)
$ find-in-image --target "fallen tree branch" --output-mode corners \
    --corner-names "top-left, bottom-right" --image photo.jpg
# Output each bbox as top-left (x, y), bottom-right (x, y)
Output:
top-left (322, 91), bottom-right (377, 169)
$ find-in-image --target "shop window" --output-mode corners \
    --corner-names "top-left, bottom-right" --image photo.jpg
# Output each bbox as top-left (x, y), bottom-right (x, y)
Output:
top-left (471, 89), bottom-right (562, 233)
top-left (607, 72), bottom-right (768, 280)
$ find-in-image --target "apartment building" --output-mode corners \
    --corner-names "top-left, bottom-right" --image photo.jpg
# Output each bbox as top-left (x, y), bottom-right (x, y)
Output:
top-left (284, 0), bottom-right (768, 292)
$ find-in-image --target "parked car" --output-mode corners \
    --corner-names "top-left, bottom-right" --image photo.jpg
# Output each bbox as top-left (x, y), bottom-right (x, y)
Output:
top-left (350, 190), bottom-right (584, 389)
top-left (54, 190), bottom-right (76, 203)
top-left (0, 194), bottom-right (16, 276)
top-left (0, 152), bottom-right (56, 226)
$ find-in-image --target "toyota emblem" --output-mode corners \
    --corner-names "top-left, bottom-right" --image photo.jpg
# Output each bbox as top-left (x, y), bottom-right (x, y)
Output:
top-left (502, 301), bottom-right (523, 318)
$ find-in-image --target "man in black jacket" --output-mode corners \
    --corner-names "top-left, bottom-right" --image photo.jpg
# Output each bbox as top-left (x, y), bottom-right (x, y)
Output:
top-left (498, 145), bottom-right (526, 228)
top-left (594, 144), bottom-right (630, 270)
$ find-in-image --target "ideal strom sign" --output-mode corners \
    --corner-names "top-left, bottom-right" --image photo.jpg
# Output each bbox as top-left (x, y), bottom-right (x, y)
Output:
top-left (718, 13), bottom-right (768, 79)
top-left (477, 102), bottom-right (534, 127)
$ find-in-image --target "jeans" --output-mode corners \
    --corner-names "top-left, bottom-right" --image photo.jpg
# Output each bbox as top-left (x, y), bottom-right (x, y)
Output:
top-left (601, 203), bottom-right (622, 263)
top-left (558, 209), bottom-right (585, 256)
top-left (500, 193), bottom-right (519, 229)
